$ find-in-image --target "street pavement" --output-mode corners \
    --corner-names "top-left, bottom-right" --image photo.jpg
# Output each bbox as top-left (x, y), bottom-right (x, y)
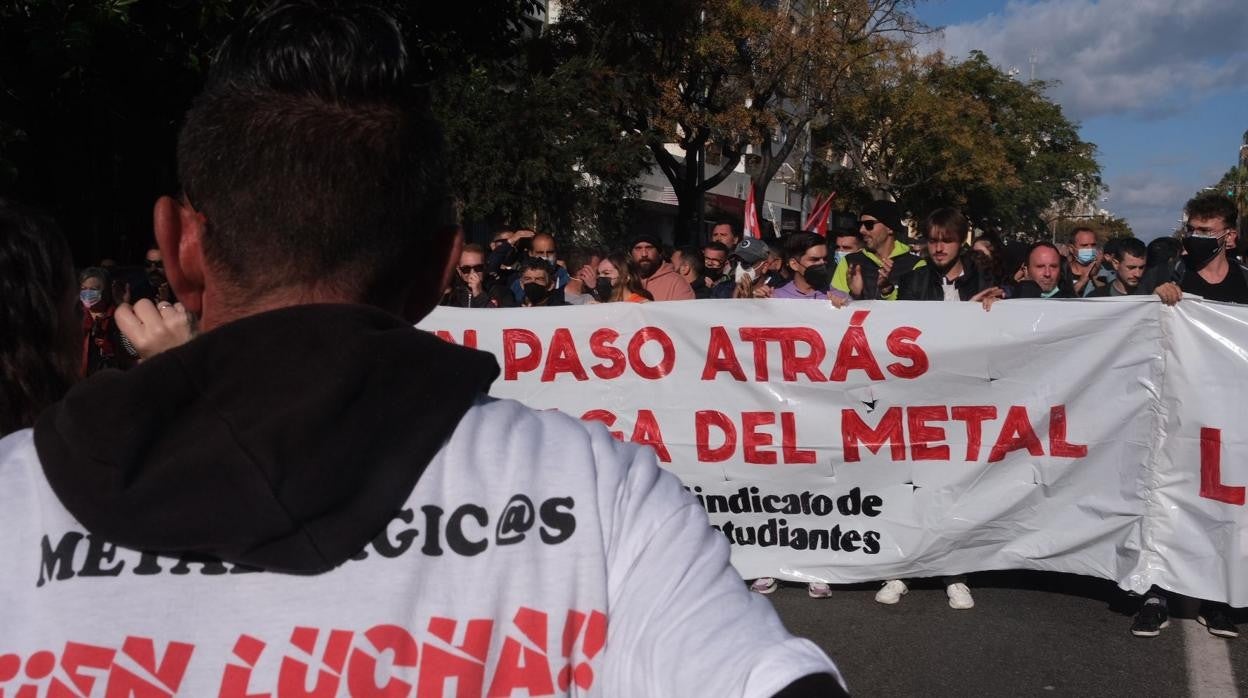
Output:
top-left (768, 571), bottom-right (1248, 697)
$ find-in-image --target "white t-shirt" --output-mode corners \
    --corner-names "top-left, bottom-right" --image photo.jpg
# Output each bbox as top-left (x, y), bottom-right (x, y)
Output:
top-left (0, 398), bottom-right (838, 697)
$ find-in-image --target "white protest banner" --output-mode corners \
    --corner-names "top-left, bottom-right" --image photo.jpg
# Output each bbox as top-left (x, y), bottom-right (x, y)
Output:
top-left (419, 297), bottom-right (1248, 605)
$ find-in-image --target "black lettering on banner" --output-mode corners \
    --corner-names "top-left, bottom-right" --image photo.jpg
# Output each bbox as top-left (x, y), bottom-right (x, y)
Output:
top-left (37, 532), bottom-right (82, 587)
top-left (496, 495), bottom-right (536, 546)
top-left (539, 497), bottom-right (576, 544)
top-left (168, 553), bottom-right (229, 576)
top-left (447, 504), bottom-right (489, 556)
top-left (133, 551), bottom-right (164, 575)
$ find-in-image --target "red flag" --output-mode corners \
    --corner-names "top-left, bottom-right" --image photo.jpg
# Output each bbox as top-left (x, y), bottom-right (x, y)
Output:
top-left (744, 185), bottom-right (762, 239)
top-left (803, 193), bottom-right (836, 237)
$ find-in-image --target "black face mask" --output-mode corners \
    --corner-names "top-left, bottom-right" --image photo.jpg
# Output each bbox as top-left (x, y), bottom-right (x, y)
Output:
top-left (1182, 235), bottom-right (1225, 272)
top-left (523, 283), bottom-right (550, 304)
top-left (803, 263), bottom-right (831, 291)
top-left (595, 277), bottom-right (614, 299)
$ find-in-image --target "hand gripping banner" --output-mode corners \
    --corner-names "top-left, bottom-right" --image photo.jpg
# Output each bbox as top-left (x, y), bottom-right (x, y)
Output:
top-left (419, 297), bottom-right (1248, 605)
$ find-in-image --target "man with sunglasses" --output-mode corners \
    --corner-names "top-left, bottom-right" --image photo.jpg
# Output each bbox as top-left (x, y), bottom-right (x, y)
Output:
top-left (1152, 193), bottom-right (1248, 306)
top-left (444, 243), bottom-right (505, 308)
top-left (831, 200), bottom-right (922, 301)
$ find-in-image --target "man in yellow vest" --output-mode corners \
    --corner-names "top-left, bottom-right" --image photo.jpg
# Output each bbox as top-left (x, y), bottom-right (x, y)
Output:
top-left (831, 201), bottom-right (922, 300)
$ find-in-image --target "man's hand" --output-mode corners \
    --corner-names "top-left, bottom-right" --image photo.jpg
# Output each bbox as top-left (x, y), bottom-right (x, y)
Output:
top-left (972, 286), bottom-right (1005, 312)
top-left (848, 263), bottom-right (865, 298)
top-left (877, 257), bottom-right (895, 297)
top-left (115, 299), bottom-right (195, 360)
top-left (1155, 282), bottom-right (1182, 306)
top-left (829, 293), bottom-right (850, 309)
top-left (751, 283), bottom-right (773, 299)
top-left (575, 264), bottom-right (596, 292)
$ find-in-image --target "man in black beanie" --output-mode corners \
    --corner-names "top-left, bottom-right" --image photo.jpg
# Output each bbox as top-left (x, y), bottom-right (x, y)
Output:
top-left (831, 200), bottom-right (922, 300)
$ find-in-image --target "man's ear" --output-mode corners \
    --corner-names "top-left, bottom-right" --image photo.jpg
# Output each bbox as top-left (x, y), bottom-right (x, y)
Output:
top-left (402, 225), bottom-right (462, 324)
top-left (154, 196), bottom-right (207, 315)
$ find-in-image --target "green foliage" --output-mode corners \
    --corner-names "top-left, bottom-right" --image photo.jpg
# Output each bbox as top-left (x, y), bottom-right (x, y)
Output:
top-left (817, 50), bottom-right (1103, 242)
top-left (0, 1), bottom-right (642, 259)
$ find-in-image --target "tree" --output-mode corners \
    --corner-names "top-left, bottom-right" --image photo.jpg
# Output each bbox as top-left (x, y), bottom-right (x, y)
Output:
top-left (0, 1), bottom-right (594, 260)
top-left (817, 50), bottom-right (1103, 241)
top-left (556, 0), bottom-right (921, 246)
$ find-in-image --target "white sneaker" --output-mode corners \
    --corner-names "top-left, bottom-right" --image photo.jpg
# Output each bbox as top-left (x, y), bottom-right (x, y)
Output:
top-left (750, 577), bottom-right (778, 594)
top-left (874, 579), bottom-right (908, 604)
top-left (947, 582), bottom-right (974, 609)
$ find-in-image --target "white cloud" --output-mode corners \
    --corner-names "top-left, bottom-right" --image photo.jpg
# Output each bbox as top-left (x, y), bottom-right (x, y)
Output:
top-left (927, 0), bottom-right (1248, 121)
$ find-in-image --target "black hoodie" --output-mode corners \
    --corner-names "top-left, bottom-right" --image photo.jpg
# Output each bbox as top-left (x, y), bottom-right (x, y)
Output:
top-left (34, 303), bottom-right (499, 574)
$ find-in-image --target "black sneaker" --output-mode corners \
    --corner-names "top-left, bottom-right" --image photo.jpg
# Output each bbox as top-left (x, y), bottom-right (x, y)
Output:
top-left (1131, 603), bottom-right (1169, 637)
top-left (1198, 606), bottom-right (1240, 639)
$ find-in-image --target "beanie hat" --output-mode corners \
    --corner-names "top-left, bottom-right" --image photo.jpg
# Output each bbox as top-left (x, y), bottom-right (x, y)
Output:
top-left (861, 200), bottom-right (907, 242)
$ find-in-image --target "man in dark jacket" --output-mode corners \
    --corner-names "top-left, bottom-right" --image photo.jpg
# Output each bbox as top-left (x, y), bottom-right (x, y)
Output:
top-left (898, 208), bottom-right (1000, 304)
top-left (831, 200), bottom-right (922, 300)
top-left (1013, 242), bottom-right (1077, 298)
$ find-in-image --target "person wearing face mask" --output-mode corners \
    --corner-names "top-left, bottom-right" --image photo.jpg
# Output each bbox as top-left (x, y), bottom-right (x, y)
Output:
top-left (1012, 243), bottom-right (1076, 299)
top-left (1066, 227), bottom-right (1106, 297)
top-left (77, 267), bottom-right (137, 376)
top-left (897, 208), bottom-right (1001, 306)
top-left (508, 232), bottom-right (570, 304)
top-left (712, 238), bottom-right (772, 299)
top-left (595, 252), bottom-right (653, 303)
top-left (1152, 193), bottom-right (1248, 307)
top-left (772, 233), bottom-right (832, 300)
top-left (516, 257), bottom-right (569, 308)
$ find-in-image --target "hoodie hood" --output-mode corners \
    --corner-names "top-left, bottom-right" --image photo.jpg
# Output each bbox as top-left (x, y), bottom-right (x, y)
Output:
top-left (35, 304), bottom-right (499, 574)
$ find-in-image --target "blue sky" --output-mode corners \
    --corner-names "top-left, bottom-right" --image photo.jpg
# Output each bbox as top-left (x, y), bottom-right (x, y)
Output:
top-left (916, 0), bottom-right (1248, 239)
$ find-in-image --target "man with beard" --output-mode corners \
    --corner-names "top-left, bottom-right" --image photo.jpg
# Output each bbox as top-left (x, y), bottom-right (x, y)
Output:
top-left (898, 208), bottom-right (1001, 304)
top-left (831, 200), bottom-right (921, 301)
top-left (1088, 237), bottom-right (1148, 297)
top-left (632, 232), bottom-right (694, 301)
top-left (1153, 193), bottom-right (1248, 306)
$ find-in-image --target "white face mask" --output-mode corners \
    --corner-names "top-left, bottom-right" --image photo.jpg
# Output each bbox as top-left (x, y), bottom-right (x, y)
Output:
top-left (735, 263), bottom-right (756, 284)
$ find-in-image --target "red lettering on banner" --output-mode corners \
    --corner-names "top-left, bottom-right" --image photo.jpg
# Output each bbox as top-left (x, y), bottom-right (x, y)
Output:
top-left (738, 328), bottom-right (773, 381)
top-left (885, 326), bottom-right (928, 379)
top-left (277, 627), bottom-right (352, 697)
top-left (842, 407), bottom-right (905, 462)
top-left (346, 625), bottom-right (418, 698)
top-left (580, 410), bottom-right (624, 441)
top-left (951, 406), bottom-right (997, 461)
top-left (742, 412), bottom-right (778, 465)
top-left (1048, 406), bottom-right (1087, 458)
top-left (908, 406), bottom-right (950, 461)
top-left (589, 329), bottom-right (626, 379)
top-left (502, 329), bottom-right (542, 380)
top-left (104, 637), bottom-right (194, 698)
top-left (418, 618), bottom-right (492, 698)
top-left (702, 326), bottom-right (747, 381)
top-left (829, 311), bottom-right (885, 382)
top-left (781, 412), bottom-right (816, 464)
top-left (627, 327), bottom-right (676, 380)
top-left (541, 329), bottom-right (589, 382)
top-left (632, 410), bottom-right (672, 462)
top-left (697, 411), bottom-right (737, 462)
top-left (219, 635), bottom-right (268, 698)
top-left (433, 329), bottom-right (478, 349)
top-left (987, 406), bottom-right (1044, 463)
top-left (739, 328), bottom-right (827, 382)
top-left (1200, 427), bottom-right (1246, 505)
top-left (486, 609), bottom-right (554, 697)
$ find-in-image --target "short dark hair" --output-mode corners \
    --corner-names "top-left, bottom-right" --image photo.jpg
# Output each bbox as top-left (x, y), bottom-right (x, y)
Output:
top-left (1113, 237), bottom-right (1147, 262)
top-left (780, 232), bottom-right (826, 264)
top-left (0, 200), bottom-right (78, 435)
top-left (461, 243), bottom-right (486, 257)
top-left (1026, 241), bottom-right (1061, 264)
top-left (516, 256), bottom-right (553, 281)
top-left (177, 1), bottom-right (448, 303)
top-left (674, 245), bottom-right (704, 278)
top-left (833, 230), bottom-right (863, 243)
top-left (1146, 237), bottom-right (1181, 269)
top-left (924, 208), bottom-right (969, 242)
top-left (1185, 192), bottom-right (1237, 228)
top-left (703, 241), bottom-right (730, 255)
top-left (564, 246), bottom-right (595, 274)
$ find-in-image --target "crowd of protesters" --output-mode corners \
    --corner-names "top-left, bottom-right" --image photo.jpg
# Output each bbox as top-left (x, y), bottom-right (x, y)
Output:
top-left (3, 189), bottom-right (1241, 637)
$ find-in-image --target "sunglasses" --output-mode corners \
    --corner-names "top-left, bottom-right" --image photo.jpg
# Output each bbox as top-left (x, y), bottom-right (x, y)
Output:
top-left (859, 219), bottom-right (880, 230)
top-left (458, 264), bottom-right (486, 274)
